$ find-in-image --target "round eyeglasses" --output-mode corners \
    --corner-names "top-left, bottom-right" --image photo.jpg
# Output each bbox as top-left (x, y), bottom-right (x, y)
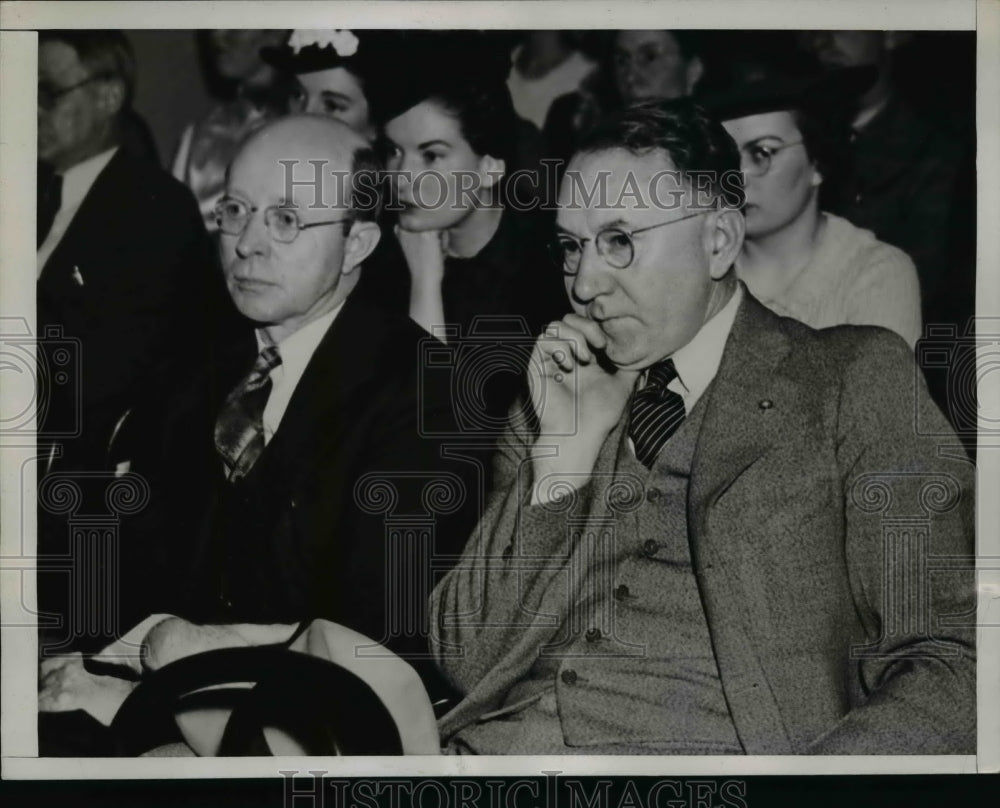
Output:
top-left (549, 210), bottom-right (708, 275)
top-left (38, 74), bottom-right (110, 111)
top-left (739, 140), bottom-right (805, 178)
top-left (214, 198), bottom-right (350, 244)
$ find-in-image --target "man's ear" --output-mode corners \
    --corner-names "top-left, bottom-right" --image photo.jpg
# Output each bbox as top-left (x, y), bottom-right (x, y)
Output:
top-left (478, 155), bottom-right (506, 190)
top-left (341, 220), bottom-right (382, 275)
top-left (97, 77), bottom-right (126, 120)
top-left (684, 56), bottom-right (705, 95)
top-left (706, 207), bottom-right (745, 280)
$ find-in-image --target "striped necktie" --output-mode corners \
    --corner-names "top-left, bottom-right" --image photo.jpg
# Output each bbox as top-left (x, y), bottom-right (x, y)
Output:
top-left (628, 358), bottom-right (686, 469)
top-left (214, 345), bottom-right (282, 482)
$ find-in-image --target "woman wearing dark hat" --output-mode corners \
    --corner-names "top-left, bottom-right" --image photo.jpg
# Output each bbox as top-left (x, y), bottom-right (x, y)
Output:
top-left (259, 29), bottom-right (394, 140)
top-left (368, 32), bottom-right (567, 428)
top-left (706, 65), bottom-right (921, 348)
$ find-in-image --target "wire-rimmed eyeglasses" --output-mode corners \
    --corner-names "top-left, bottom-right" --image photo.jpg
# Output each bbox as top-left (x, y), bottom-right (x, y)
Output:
top-left (549, 210), bottom-right (708, 275)
top-left (38, 74), bottom-right (111, 111)
top-left (215, 198), bottom-right (350, 244)
top-left (739, 139), bottom-right (805, 178)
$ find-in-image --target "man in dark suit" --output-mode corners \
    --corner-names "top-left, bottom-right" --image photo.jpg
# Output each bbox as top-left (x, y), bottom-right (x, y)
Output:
top-left (430, 100), bottom-right (975, 754)
top-left (36, 31), bottom-right (217, 649)
top-left (38, 116), bottom-right (477, 733)
top-left (36, 30), bottom-right (213, 474)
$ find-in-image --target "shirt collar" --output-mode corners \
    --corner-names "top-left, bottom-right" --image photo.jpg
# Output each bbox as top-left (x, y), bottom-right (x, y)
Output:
top-left (663, 282), bottom-right (743, 407)
top-left (61, 147), bottom-right (117, 210)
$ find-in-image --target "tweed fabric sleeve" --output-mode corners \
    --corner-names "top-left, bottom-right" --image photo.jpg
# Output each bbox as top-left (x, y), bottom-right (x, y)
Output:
top-left (807, 330), bottom-right (976, 754)
top-left (429, 399), bottom-right (600, 702)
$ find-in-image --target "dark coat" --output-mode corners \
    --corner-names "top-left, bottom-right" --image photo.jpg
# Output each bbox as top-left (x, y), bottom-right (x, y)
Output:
top-left (120, 292), bottom-right (480, 693)
top-left (36, 148), bottom-right (215, 473)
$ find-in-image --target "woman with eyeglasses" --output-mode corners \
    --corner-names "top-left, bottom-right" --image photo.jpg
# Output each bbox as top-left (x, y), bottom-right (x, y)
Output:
top-left (705, 66), bottom-right (921, 348)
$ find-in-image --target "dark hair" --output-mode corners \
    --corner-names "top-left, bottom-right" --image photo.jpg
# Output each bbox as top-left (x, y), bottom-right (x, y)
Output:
top-left (425, 81), bottom-right (517, 173)
top-left (346, 142), bottom-right (383, 229)
top-left (40, 30), bottom-right (136, 110)
top-left (792, 104), bottom-right (853, 208)
top-left (661, 30), bottom-right (704, 63)
top-left (576, 98), bottom-right (745, 209)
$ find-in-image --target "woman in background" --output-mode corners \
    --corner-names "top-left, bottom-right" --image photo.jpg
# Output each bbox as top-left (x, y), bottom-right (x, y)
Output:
top-left (172, 29), bottom-right (290, 232)
top-left (707, 66), bottom-right (922, 347)
top-left (369, 32), bottom-right (567, 429)
top-left (259, 28), bottom-right (395, 141)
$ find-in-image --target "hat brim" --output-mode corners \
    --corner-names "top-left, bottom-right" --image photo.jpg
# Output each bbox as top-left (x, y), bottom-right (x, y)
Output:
top-left (700, 65), bottom-right (878, 121)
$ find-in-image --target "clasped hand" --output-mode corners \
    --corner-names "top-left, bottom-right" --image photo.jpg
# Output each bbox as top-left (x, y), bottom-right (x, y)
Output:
top-left (528, 313), bottom-right (638, 500)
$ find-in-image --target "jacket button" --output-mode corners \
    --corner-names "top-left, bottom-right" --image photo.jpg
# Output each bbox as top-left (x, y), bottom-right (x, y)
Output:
top-left (642, 539), bottom-right (660, 557)
top-left (585, 628), bottom-right (601, 643)
top-left (560, 669), bottom-right (578, 685)
top-left (645, 487), bottom-right (661, 502)
top-left (614, 584), bottom-right (631, 600)
top-left (758, 399), bottom-right (773, 410)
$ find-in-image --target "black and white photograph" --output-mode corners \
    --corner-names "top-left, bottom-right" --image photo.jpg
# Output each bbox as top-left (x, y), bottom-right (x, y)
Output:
top-left (0, 0), bottom-right (996, 793)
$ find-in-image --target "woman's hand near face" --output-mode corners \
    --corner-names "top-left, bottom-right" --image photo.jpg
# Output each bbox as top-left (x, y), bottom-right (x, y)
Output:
top-left (396, 224), bottom-right (448, 340)
top-left (395, 224), bottom-right (446, 283)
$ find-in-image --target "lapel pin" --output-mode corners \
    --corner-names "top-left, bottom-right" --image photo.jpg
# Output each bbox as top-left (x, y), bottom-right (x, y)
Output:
top-left (71, 266), bottom-right (85, 286)
top-left (758, 399), bottom-right (774, 410)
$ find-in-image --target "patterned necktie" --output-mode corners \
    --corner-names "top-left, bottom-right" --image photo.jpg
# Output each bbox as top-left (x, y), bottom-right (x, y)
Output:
top-left (628, 358), bottom-right (687, 469)
top-left (37, 169), bottom-right (63, 247)
top-left (214, 345), bottom-right (282, 482)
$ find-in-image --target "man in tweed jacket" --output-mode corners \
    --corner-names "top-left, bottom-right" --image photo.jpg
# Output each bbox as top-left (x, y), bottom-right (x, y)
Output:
top-left (430, 100), bottom-right (975, 755)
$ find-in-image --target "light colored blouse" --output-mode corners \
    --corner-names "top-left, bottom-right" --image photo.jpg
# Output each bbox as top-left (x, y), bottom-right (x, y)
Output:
top-left (172, 99), bottom-right (274, 232)
top-left (738, 213), bottom-right (922, 348)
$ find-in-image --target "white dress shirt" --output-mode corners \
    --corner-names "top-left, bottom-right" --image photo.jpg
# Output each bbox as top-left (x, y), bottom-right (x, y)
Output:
top-left (627, 284), bottom-right (743, 458)
top-left (658, 282), bottom-right (744, 412)
top-left (255, 304), bottom-right (344, 445)
top-left (506, 46), bottom-right (597, 130)
top-left (37, 147), bottom-right (118, 276)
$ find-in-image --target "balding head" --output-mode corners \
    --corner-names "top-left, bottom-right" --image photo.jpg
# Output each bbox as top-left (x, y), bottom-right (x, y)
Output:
top-left (232, 114), bottom-right (380, 224)
top-left (218, 114), bottom-right (382, 344)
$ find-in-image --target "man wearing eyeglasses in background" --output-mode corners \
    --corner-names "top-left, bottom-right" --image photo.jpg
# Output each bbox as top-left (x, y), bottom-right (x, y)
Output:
top-left (38, 116), bottom-right (475, 748)
top-left (36, 31), bottom-right (212, 469)
top-left (430, 99), bottom-right (974, 754)
top-left (35, 31), bottom-right (215, 650)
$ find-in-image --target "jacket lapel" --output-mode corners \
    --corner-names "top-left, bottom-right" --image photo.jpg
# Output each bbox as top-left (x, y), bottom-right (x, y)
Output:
top-left (261, 294), bottom-right (389, 482)
top-left (689, 291), bottom-right (793, 542)
top-left (38, 150), bottom-right (125, 285)
top-left (688, 289), bottom-right (798, 754)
